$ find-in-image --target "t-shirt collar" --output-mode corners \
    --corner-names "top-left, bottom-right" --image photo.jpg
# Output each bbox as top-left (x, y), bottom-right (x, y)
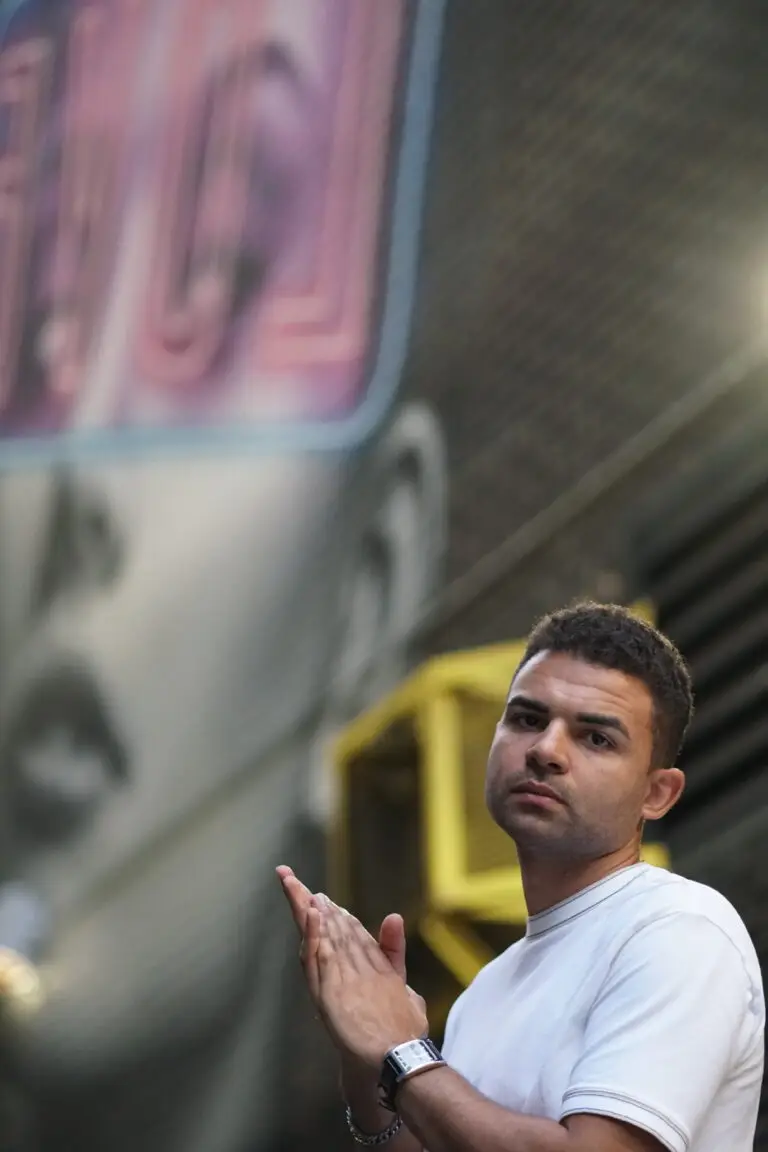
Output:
top-left (526, 863), bottom-right (650, 939)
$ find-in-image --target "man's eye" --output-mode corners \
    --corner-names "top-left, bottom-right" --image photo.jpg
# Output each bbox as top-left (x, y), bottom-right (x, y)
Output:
top-left (585, 731), bottom-right (613, 750)
top-left (508, 712), bottom-right (542, 730)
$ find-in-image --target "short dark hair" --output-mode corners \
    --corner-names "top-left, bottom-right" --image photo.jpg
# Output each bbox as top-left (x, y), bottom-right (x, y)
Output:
top-left (519, 602), bottom-right (694, 767)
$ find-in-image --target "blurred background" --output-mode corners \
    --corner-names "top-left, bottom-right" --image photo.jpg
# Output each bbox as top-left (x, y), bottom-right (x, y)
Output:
top-left (0, 0), bottom-right (766, 1149)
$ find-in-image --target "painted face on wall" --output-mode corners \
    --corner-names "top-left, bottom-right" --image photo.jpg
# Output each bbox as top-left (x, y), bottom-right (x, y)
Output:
top-left (0, 1), bottom-right (446, 1146)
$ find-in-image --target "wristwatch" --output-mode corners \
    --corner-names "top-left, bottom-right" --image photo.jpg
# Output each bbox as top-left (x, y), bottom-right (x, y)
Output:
top-left (378, 1038), bottom-right (446, 1112)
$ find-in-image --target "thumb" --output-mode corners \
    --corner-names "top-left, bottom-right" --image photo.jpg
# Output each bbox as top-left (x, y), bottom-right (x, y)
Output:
top-left (378, 913), bottom-right (407, 981)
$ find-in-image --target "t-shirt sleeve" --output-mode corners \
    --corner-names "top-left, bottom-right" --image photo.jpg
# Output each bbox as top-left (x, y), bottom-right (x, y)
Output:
top-left (441, 989), bottom-right (465, 1061)
top-left (560, 912), bottom-right (762, 1152)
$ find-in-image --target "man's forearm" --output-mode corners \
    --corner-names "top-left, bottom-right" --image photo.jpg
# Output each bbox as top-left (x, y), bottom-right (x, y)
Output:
top-left (341, 1057), bottom-right (422, 1152)
top-left (396, 1065), bottom-right (573, 1152)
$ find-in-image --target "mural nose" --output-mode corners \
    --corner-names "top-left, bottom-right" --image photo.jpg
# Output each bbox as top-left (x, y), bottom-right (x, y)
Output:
top-left (34, 473), bottom-right (123, 613)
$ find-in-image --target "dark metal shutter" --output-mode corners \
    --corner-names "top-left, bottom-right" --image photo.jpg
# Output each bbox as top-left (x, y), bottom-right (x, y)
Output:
top-left (632, 412), bottom-right (768, 830)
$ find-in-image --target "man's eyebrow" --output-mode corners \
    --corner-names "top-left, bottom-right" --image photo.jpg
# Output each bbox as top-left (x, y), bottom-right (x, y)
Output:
top-left (505, 695), bottom-right (549, 712)
top-left (506, 695), bottom-right (630, 739)
top-left (576, 712), bottom-right (630, 739)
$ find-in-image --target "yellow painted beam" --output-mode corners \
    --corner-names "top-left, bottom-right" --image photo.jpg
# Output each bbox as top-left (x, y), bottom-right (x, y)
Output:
top-left (420, 694), bottom-right (467, 903)
top-left (419, 913), bottom-right (496, 989)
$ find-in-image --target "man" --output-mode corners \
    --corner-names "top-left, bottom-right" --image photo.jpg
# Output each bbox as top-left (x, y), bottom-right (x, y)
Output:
top-left (279, 601), bottom-right (764, 1152)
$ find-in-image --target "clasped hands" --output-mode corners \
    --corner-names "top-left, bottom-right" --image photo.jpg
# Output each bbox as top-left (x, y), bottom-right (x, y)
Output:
top-left (277, 865), bottom-right (428, 1072)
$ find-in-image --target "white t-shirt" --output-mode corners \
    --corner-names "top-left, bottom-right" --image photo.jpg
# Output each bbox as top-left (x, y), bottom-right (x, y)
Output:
top-left (442, 864), bottom-right (764, 1152)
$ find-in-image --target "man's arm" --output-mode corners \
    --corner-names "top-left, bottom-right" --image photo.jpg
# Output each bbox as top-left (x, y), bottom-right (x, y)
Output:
top-left (339, 1058), bottom-right (661, 1152)
top-left (396, 1065), bottom-right (664, 1152)
top-left (277, 867), bottom-right (423, 1149)
top-left (397, 911), bottom-right (761, 1152)
top-left (341, 1054), bottom-right (423, 1151)
top-left (288, 883), bottom-right (664, 1152)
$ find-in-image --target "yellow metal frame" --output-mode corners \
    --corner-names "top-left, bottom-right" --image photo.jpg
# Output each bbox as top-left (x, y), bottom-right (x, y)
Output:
top-left (331, 641), bottom-right (527, 910)
top-left (331, 602), bottom-right (668, 991)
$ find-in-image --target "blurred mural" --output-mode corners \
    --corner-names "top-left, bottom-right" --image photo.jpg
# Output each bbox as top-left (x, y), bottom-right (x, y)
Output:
top-left (0, 1), bottom-right (445, 1149)
top-left (0, 0), bottom-right (767, 1150)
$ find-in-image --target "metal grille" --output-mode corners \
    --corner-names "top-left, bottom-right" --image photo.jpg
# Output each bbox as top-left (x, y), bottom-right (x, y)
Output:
top-left (631, 420), bottom-right (768, 1146)
top-left (633, 419), bottom-right (768, 828)
top-left (405, 0), bottom-right (768, 597)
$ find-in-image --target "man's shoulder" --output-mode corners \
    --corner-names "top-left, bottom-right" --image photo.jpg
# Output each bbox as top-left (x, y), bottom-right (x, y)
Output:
top-left (447, 867), bottom-right (759, 1018)
top-left (623, 864), bottom-right (741, 920)
top-left (466, 935), bottom-right (527, 991)
top-left (445, 935), bottom-right (526, 1018)
top-left (616, 865), bottom-right (759, 968)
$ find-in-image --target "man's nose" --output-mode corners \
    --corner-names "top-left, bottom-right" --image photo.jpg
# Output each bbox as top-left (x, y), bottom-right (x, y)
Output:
top-left (526, 720), bottom-right (571, 774)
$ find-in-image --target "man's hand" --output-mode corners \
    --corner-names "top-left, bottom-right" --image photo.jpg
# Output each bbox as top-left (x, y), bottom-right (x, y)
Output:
top-left (276, 865), bottom-right (314, 939)
top-left (278, 866), bottom-right (426, 1150)
top-left (277, 865), bottom-right (409, 980)
top-left (304, 894), bottom-right (428, 1068)
top-left (276, 866), bottom-right (427, 1064)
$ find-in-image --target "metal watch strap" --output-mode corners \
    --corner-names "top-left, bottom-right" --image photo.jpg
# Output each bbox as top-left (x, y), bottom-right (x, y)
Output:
top-left (345, 1105), bottom-right (403, 1146)
top-left (378, 1038), bottom-right (446, 1112)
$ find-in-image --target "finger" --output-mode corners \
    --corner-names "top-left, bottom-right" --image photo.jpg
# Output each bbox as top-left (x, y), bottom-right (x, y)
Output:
top-left (277, 868), bottom-right (312, 905)
top-left (407, 986), bottom-right (427, 1014)
top-left (314, 906), bottom-right (340, 990)
top-left (321, 896), bottom-right (371, 977)
top-left (302, 906), bottom-right (323, 1001)
top-left (278, 872), bottom-right (314, 937)
top-left (314, 897), bottom-right (345, 944)
top-left (379, 913), bottom-right (407, 980)
top-left (330, 901), bottom-right (390, 974)
top-left (313, 896), bottom-right (364, 967)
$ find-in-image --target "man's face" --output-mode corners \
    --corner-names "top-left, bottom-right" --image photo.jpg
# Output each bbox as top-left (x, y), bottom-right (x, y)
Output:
top-left (485, 651), bottom-right (657, 861)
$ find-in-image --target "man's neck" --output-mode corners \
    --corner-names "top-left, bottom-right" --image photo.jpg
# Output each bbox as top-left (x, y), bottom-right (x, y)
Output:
top-left (518, 842), bottom-right (642, 917)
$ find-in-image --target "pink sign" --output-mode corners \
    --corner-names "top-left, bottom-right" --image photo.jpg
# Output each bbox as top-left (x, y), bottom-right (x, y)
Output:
top-left (0, 0), bottom-right (442, 455)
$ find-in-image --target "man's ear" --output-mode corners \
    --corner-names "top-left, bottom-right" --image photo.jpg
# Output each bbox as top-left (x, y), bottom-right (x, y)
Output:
top-left (307, 402), bottom-right (446, 821)
top-left (642, 767), bottom-right (686, 823)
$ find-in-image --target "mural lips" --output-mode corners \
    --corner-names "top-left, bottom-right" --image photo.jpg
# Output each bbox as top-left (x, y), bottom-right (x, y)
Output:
top-left (3, 662), bottom-right (128, 841)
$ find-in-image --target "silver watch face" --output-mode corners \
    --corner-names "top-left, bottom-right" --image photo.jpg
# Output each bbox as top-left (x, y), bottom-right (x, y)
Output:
top-left (390, 1039), bottom-right (440, 1077)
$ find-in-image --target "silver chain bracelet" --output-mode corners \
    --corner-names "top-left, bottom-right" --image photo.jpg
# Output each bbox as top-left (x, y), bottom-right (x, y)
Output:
top-left (345, 1104), bottom-right (403, 1146)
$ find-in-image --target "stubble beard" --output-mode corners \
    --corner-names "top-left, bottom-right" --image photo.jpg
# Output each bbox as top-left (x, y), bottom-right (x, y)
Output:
top-left (488, 789), bottom-right (614, 864)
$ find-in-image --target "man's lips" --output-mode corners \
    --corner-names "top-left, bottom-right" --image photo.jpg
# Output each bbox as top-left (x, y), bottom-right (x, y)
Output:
top-left (510, 781), bottom-right (564, 804)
